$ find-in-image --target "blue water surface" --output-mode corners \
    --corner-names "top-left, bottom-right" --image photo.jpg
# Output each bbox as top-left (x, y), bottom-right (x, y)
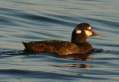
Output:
top-left (0, 0), bottom-right (119, 82)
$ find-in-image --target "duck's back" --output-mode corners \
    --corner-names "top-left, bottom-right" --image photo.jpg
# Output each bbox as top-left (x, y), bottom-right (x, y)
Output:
top-left (23, 40), bottom-right (80, 56)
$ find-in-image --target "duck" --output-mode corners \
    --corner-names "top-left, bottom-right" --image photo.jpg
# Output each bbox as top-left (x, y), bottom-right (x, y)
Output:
top-left (23, 23), bottom-right (96, 59)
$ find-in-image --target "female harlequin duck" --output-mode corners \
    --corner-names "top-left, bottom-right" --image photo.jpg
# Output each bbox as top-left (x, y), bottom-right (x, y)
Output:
top-left (23, 23), bottom-right (96, 59)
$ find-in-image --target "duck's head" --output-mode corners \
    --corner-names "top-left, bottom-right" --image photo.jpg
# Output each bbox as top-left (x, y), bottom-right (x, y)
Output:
top-left (71, 23), bottom-right (96, 44)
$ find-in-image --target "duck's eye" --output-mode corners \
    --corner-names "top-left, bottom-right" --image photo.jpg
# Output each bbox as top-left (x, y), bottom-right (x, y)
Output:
top-left (88, 26), bottom-right (92, 30)
top-left (76, 30), bottom-right (82, 34)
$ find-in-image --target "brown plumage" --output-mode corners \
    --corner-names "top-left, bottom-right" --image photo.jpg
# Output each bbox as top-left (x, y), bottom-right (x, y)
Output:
top-left (23, 23), bottom-right (96, 59)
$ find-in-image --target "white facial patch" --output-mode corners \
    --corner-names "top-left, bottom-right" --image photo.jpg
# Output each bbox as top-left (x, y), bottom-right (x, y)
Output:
top-left (76, 30), bottom-right (82, 34)
top-left (88, 26), bottom-right (92, 30)
top-left (85, 30), bottom-right (92, 37)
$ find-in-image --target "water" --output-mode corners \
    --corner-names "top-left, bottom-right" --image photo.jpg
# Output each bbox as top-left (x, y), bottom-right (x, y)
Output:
top-left (0, 0), bottom-right (119, 82)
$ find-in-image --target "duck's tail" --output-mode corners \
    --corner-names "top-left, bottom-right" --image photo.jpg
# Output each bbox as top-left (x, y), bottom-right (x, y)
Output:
top-left (22, 42), bottom-right (33, 53)
top-left (22, 42), bottom-right (28, 50)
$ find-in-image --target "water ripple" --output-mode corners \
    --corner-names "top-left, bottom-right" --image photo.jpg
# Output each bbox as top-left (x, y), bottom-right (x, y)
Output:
top-left (0, 0), bottom-right (119, 82)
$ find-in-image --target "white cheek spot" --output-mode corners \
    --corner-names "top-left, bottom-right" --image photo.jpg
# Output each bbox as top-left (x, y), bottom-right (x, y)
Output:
top-left (76, 30), bottom-right (82, 34)
top-left (88, 26), bottom-right (92, 30)
top-left (85, 30), bottom-right (92, 37)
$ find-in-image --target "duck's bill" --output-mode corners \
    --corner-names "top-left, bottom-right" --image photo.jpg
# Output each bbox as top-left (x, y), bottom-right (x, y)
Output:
top-left (92, 30), bottom-right (98, 36)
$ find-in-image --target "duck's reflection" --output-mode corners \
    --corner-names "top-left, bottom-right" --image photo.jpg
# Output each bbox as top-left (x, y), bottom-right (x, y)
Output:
top-left (52, 53), bottom-right (92, 68)
top-left (57, 48), bottom-right (105, 68)
top-left (52, 63), bottom-right (91, 68)
top-left (59, 53), bottom-right (90, 60)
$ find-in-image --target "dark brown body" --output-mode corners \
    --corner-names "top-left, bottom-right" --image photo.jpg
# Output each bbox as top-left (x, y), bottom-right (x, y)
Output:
top-left (23, 40), bottom-right (93, 58)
